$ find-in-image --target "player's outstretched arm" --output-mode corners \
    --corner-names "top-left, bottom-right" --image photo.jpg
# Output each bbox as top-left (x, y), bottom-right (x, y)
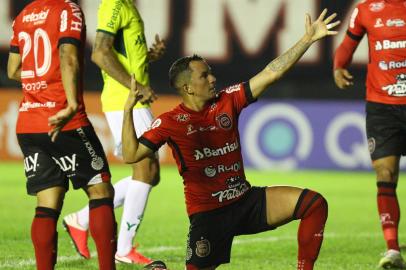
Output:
top-left (48, 43), bottom-right (80, 142)
top-left (7, 52), bottom-right (22, 82)
top-left (249, 9), bottom-right (340, 99)
top-left (122, 74), bottom-right (155, 164)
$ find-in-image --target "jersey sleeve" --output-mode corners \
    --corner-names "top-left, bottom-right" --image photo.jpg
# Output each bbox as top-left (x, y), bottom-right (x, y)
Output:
top-left (97, 0), bottom-right (125, 35)
top-left (58, 2), bottom-right (85, 47)
top-left (139, 116), bottom-right (170, 152)
top-left (9, 20), bottom-right (19, 53)
top-left (222, 82), bottom-right (256, 114)
top-left (346, 4), bottom-right (366, 41)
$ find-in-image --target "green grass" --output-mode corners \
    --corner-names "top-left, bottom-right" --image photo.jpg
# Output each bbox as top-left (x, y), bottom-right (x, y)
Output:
top-left (0, 162), bottom-right (405, 270)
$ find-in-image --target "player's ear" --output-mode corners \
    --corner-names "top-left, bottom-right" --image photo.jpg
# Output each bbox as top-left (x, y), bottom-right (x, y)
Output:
top-left (183, 84), bottom-right (194, 95)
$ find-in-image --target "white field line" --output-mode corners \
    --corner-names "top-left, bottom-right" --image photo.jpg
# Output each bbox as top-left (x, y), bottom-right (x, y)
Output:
top-left (0, 232), bottom-right (388, 269)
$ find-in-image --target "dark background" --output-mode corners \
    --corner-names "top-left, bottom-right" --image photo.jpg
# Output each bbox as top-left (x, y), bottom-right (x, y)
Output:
top-left (0, 0), bottom-right (365, 100)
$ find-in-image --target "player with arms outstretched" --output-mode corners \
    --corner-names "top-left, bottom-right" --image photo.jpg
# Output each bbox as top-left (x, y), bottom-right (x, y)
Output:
top-left (122, 9), bottom-right (339, 270)
top-left (7, 1), bottom-right (117, 269)
top-left (334, 1), bottom-right (406, 268)
top-left (63, 0), bottom-right (165, 265)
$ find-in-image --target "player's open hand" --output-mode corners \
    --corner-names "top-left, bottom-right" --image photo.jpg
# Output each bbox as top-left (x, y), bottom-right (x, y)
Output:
top-left (305, 9), bottom-right (340, 42)
top-left (148, 34), bottom-right (166, 63)
top-left (48, 106), bottom-right (77, 142)
top-left (334, 68), bottom-right (354, 89)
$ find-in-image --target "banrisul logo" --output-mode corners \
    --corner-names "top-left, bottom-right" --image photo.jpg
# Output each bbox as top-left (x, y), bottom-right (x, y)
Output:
top-left (194, 141), bottom-right (239, 160)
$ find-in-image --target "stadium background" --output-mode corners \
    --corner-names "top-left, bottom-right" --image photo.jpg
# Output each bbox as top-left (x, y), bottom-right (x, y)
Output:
top-left (0, 0), bottom-right (387, 170)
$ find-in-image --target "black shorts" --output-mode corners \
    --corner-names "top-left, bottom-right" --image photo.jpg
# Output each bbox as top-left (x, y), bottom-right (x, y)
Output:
top-left (17, 125), bottom-right (111, 195)
top-left (366, 102), bottom-right (406, 160)
top-left (185, 187), bottom-right (275, 268)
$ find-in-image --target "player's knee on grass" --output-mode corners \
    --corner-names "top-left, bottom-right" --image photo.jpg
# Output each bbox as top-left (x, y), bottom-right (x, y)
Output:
top-left (292, 189), bottom-right (328, 220)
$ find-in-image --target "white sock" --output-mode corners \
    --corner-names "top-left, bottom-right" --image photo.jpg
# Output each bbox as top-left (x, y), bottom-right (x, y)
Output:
top-left (75, 176), bottom-right (132, 230)
top-left (116, 180), bottom-right (152, 256)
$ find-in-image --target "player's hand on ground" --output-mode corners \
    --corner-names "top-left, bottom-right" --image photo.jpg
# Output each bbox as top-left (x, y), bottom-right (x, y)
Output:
top-left (334, 68), bottom-right (354, 89)
top-left (148, 34), bottom-right (166, 62)
top-left (48, 106), bottom-right (77, 142)
top-left (305, 8), bottom-right (340, 42)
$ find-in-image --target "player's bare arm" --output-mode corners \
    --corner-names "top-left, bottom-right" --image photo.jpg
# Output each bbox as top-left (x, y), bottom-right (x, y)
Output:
top-left (48, 43), bottom-right (80, 142)
top-left (148, 34), bottom-right (166, 63)
top-left (122, 74), bottom-right (154, 164)
top-left (7, 52), bottom-right (22, 82)
top-left (249, 9), bottom-right (340, 99)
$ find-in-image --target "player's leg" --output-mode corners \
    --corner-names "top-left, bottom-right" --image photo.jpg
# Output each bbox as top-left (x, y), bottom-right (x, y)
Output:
top-left (109, 108), bottom-right (159, 264)
top-left (265, 186), bottom-right (328, 270)
top-left (366, 102), bottom-right (406, 268)
top-left (33, 187), bottom-right (66, 270)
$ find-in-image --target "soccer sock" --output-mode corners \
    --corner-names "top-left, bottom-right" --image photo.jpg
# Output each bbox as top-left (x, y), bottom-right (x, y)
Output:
top-left (31, 207), bottom-right (60, 270)
top-left (117, 180), bottom-right (152, 256)
top-left (293, 189), bottom-right (328, 270)
top-left (377, 182), bottom-right (400, 251)
top-left (75, 176), bottom-right (132, 229)
top-left (89, 198), bottom-right (117, 270)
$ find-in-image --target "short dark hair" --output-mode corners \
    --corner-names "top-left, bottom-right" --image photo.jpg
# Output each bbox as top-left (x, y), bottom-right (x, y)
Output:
top-left (168, 54), bottom-right (204, 89)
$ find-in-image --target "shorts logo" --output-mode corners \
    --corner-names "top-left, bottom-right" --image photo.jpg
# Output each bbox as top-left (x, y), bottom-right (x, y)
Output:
top-left (24, 153), bottom-right (39, 173)
top-left (368, 137), bottom-right (376, 154)
top-left (216, 113), bottom-right (232, 130)
top-left (77, 128), bottom-right (104, 171)
top-left (52, 154), bottom-right (77, 172)
top-left (195, 238), bottom-right (210, 258)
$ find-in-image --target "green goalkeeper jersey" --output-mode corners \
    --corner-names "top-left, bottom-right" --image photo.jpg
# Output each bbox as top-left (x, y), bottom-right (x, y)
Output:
top-left (97, 0), bottom-right (149, 111)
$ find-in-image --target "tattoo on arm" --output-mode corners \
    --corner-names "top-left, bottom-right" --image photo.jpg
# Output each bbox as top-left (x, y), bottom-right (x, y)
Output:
top-left (266, 38), bottom-right (311, 73)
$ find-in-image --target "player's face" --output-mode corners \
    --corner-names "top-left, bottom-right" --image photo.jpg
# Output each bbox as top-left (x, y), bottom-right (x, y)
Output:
top-left (188, 60), bottom-right (217, 100)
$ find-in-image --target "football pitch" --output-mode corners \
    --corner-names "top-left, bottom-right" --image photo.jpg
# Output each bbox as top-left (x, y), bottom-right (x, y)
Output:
top-left (1, 162), bottom-right (405, 270)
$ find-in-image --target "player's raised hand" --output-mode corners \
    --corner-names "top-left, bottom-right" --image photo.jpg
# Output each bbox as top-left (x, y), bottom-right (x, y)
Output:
top-left (48, 106), bottom-right (77, 142)
top-left (148, 34), bottom-right (166, 63)
top-left (334, 68), bottom-right (354, 89)
top-left (124, 74), bottom-right (158, 110)
top-left (305, 9), bottom-right (340, 42)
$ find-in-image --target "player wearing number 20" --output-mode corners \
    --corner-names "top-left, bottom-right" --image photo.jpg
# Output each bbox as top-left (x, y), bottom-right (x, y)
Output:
top-left (7, 1), bottom-right (117, 270)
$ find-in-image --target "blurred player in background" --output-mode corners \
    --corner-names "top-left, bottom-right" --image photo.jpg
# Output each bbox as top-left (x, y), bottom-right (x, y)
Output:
top-left (122, 9), bottom-right (339, 270)
top-left (7, 0), bottom-right (117, 269)
top-left (334, 0), bottom-right (406, 268)
top-left (62, 0), bottom-right (165, 265)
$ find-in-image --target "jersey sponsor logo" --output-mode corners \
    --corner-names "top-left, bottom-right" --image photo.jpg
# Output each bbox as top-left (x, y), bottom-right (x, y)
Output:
top-left (24, 153), bottom-right (39, 173)
top-left (22, 81), bottom-right (48, 92)
top-left (76, 127), bottom-right (105, 170)
top-left (216, 113), bottom-right (232, 130)
top-left (369, 2), bottom-right (385, 12)
top-left (224, 84), bottom-right (241, 94)
top-left (203, 161), bottom-right (241, 178)
top-left (374, 18), bottom-right (384, 28)
top-left (60, 10), bottom-right (68, 32)
top-left (66, 1), bottom-right (83, 32)
top-left (375, 40), bottom-right (406, 51)
top-left (211, 182), bottom-right (250, 203)
top-left (22, 9), bottom-right (49, 24)
top-left (194, 141), bottom-right (239, 160)
top-left (19, 101), bottom-right (55, 112)
top-left (350, 8), bottom-right (359, 28)
top-left (52, 154), bottom-right (77, 172)
top-left (386, 19), bottom-right (405, 27)
top-left (187, 124), bottom-right (218, 135)
top-left (106, 0), bottom-right (122, 29)
top-left (151, 118), bottom-right (162, 129)
top-left (382, 74), bottom-right (406, 96)
top-left (378, 60), bottom-right (406, 70)
top-left (174, 113), bottom-right (190, 122)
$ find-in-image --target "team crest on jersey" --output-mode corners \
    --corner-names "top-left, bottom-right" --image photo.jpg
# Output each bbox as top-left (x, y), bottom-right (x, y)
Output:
top-left (174, 113), bottom-right (190, 122)
top-left (369, 2), bottom-right (385, 12)
top-left (195, 238), bottom-right (210, 258)
top-left (216, 113), bottom-right (232, 130)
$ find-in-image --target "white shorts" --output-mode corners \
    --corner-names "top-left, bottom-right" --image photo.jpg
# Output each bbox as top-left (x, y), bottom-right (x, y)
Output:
top-left (105, 108), bottom-right (154, 157)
